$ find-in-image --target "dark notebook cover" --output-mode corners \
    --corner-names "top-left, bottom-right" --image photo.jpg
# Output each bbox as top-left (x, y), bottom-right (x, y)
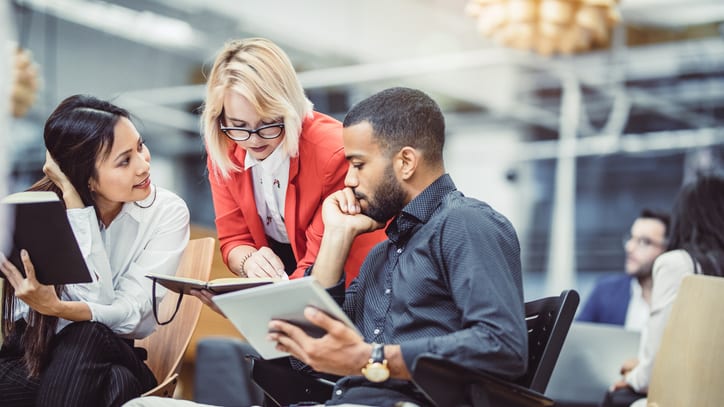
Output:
top-left (2, 191), bottom-right (92, 285)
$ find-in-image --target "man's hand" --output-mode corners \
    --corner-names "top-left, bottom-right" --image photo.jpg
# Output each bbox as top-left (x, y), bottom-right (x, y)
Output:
top-left (0, 250), bottom-right (63, 316)
top-left (322, 188), bottom-right (384, 237)
top-left (268, 306), bottom-right (371, 377)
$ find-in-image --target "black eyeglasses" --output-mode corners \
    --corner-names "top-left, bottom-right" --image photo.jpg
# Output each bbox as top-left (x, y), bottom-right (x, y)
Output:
top-left (219, 119), bottom-right (285, 142)
top-left (622, 233), bottom-right (666, 250)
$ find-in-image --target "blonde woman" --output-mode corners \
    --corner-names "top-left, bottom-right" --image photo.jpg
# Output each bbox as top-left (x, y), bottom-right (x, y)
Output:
top-left (201, 38), bottom-right (384, 283)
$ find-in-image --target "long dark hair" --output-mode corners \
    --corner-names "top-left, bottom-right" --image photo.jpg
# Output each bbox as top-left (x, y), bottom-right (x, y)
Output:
top-left (1, 95), bottom-right (130, 377)
top-left (666, 174), bottom-right (724, 276)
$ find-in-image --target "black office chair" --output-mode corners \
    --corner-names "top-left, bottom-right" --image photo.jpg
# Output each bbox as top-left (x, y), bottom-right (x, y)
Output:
top-left (411, 289), bottom-right (580, 407)
top-left (251, 289), bottom-right (579, 407)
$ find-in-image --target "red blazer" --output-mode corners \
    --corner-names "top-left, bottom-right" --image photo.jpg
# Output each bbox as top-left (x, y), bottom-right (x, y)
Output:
top-left (208, 111), bottom-right (385, 285)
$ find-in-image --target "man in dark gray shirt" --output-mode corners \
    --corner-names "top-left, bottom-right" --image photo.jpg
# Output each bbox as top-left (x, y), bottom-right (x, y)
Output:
top-left (269, 87), bottom-right (528, 406)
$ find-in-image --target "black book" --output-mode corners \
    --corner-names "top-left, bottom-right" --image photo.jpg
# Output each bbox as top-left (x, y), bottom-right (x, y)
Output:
top-left (1, 191), bottom-right (92, 285)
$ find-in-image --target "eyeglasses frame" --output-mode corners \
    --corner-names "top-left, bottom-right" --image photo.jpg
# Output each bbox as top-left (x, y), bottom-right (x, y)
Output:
top-left (219, 119), bottom-right (285, 142)
top-left (622, 233), bottom-right (667, 250)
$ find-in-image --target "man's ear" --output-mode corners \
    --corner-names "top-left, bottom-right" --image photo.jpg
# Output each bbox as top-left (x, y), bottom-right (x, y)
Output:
top-left (396, 146), bottom-right (419, 181)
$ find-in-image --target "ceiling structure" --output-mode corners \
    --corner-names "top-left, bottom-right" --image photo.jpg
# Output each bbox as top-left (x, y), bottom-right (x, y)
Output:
top-left (13, 0), bottom-right (724, 157)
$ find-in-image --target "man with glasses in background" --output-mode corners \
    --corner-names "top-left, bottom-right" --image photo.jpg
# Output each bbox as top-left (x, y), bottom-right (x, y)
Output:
top-left (577, 209), bottom-right (670, 331)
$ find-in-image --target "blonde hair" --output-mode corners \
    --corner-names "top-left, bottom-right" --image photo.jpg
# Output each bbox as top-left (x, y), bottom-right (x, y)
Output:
top-left (201, 38), bottom-right (313, 178)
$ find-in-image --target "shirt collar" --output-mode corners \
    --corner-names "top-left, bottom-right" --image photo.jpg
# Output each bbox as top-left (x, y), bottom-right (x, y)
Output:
top-left (244, 143), bottom-right (288, 173)
top-left (124, 183), bottom-right (157, 222)
top-left (386, 174), bottom-right (456, 243)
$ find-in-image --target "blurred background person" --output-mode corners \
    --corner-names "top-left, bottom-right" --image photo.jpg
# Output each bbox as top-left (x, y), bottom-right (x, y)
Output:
top-left (577, 209), bottom-right (669, 331)
top-left (603, 173), bottom-right (724, 407)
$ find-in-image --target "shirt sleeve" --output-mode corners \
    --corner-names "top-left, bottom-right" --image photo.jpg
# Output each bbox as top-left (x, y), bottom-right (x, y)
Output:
top-left (625, 250), bottom-right (694, 392)
top-left (289, 145), bottom-right (347, 280)
top-left (399, 206), bottom-right (528, 380)
top-left (62, 207), bottom-right (114, 305)
top-left (207, 155), bottom-right (256, 267)
top-left (64, 196), bottom-right (190, 338)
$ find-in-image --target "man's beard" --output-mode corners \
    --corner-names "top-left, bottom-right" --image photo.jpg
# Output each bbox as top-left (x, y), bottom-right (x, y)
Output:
top-left (357, 166), bottom-right (406, 223)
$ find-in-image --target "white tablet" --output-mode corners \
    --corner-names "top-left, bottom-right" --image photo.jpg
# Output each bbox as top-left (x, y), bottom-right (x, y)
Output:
top-left (212, 276), bottom-right (359, 359)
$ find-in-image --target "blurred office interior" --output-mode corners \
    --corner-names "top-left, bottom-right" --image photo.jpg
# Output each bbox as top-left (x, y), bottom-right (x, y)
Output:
top-left (4, 0), bottom-right (724, 300)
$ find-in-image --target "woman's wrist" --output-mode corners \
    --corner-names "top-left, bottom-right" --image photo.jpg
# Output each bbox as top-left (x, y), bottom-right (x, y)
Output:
top-left (61, 188), bottom-right (84, 209)
top-left (238, 251), bottom-right (254, 277)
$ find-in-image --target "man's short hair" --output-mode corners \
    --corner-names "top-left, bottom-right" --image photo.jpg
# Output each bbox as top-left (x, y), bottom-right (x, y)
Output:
top-left (343, 87), bottom-right (445, 163)
top-left (639, 208), bottom-right (671, 235)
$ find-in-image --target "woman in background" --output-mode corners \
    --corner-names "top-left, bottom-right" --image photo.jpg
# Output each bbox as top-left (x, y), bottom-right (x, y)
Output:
top-left (603, 173), bottom-right (724, 407)
top-left (0, 95), bottom-right (190, 407)
top-left (201, 37), bottom-right (384, 283)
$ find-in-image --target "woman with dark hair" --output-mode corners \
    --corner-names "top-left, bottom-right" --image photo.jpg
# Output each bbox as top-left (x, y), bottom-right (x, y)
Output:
top-left (0, 95), bottom-right (190, 407)
top-left (603, 173), bottom-right (724, 407)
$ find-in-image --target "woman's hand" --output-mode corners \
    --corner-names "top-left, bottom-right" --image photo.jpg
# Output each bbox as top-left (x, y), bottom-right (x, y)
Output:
top-left (241, 247), bottom-right (287, 279)
top-left (189, 288), bottom-right (226, 317)
top-left (0, 249), bottom-right (63, 316)
top-left (43, 151), bottom-right (84, 209)
top-left (610, 378), bottom-right (632, 392)
top-left (620, 357), bottom-right (639, 375)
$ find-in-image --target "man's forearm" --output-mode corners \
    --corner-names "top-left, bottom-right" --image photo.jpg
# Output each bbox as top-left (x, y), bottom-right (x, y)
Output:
top-left (311, 227), bottom-right (357, 287)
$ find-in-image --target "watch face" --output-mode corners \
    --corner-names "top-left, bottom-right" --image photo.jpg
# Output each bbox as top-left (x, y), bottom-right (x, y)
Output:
top-left (364, 362), bottom-right (390, 383)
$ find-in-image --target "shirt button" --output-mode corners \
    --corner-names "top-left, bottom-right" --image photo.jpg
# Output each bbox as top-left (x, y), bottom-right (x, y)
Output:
top-left (396, 248), bottom-right (403, 254)
top-left (335, 389), bottom-right (342, 396)
top-left (373, 328), bottom-right (380, 335)
top-left (384, 289), bottom-right (391, 295)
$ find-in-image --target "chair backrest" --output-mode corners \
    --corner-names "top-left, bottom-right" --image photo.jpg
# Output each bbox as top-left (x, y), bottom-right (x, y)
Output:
top-left (516, 289), bottom-right (580, 393)
top-left (135, 237), bottom-right (215, 388)
top-left (646, 274), bottom-right (724, 406)
top-left (410, 289), bottom-right (579, 407)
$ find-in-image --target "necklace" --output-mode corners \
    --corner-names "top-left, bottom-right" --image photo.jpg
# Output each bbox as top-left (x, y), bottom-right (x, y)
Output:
top-left (134, 185), bottom-right (157, 209)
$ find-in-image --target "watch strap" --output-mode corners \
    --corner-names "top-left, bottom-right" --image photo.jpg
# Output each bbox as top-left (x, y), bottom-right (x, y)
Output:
top-left (370, 342), bottom-right (385, 363)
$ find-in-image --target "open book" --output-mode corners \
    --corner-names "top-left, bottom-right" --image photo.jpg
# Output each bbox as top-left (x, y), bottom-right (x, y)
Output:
top-left (1, 190), bottom-right (92, 285)
top-left (145, 272), bottom-right (277, 295)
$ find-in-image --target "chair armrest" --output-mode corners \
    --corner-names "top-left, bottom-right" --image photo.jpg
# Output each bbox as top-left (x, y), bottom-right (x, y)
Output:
top-left (250, 357), bottom-right (334, 406)
top-left (412, 354), bottom-right (554, 407)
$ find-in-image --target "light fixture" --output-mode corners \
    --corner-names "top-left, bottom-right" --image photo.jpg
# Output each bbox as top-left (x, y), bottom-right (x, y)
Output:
top-left (16, 0), bottom-right (204, 50)
top-left (465, 0), bottom-right (621, 55)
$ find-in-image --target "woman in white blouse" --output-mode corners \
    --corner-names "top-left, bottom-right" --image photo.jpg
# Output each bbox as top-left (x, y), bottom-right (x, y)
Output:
top-left (603, 174), bottom-right (724, 407)
top-left (0, 95), bottom-right (189, 407)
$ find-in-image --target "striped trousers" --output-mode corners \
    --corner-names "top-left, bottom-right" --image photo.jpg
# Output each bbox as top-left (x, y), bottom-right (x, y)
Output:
top-left (0, 320), bottom-right (157, 407)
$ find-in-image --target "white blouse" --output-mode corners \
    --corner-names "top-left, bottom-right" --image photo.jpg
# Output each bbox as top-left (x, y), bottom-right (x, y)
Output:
top-left (245, 144), bottom-right (290, 244)
top-left (625, 249), bottom-right (698, 392)
top-left (14, 185), bottom-right (189, 339)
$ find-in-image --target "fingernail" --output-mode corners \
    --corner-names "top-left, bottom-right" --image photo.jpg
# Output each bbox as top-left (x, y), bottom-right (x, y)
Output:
top-left (21, 249), bottom-right (28, 258)
top-left (305, 307), bottom-right (318, 318)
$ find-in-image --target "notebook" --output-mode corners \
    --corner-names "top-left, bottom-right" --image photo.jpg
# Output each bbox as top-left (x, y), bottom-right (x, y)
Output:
top-left (545, 321), bottom-right (641, 405)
